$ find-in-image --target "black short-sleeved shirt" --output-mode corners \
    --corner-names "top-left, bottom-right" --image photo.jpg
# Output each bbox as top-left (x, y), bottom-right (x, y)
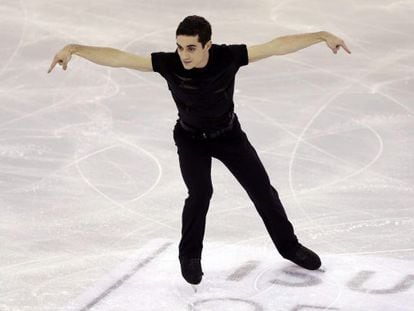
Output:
top-left (151, 44), bottom-right (249, 130)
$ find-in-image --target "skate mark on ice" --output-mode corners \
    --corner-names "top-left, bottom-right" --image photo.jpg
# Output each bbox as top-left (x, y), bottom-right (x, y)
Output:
top-left (76, 142), bottom-right (173, 230)
top-left (78, 242), bottom-right (172, 311)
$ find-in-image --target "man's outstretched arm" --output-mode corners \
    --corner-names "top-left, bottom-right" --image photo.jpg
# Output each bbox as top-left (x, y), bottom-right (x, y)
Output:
top-left (48, 44), bottom-right (153, 73)
top-left (247, 31), bottom-right (351, 63)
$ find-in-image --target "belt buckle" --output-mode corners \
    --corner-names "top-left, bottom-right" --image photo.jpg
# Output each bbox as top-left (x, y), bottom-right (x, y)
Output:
top-left (202, 132), bottom-right (208, 139)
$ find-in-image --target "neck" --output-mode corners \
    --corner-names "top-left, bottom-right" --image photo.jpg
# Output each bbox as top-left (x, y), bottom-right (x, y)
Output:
top-left (195, 51), bottom-right (210, 68)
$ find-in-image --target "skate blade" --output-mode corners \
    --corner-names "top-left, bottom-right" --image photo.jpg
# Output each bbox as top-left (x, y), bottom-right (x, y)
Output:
top-left (191, 284), bottom-right (198, 293)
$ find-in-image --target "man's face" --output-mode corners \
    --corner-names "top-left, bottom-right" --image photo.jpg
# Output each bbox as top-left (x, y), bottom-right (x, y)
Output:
top-left (176, 35), bottom-right (211, 70)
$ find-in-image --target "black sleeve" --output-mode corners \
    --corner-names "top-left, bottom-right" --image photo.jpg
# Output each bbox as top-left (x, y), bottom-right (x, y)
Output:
top-left (151, 52), bottom-right (178, 77)
top-left (228, 44), bottom-right (249, 67)
top-left (151, 52), bottom-right (174, 74)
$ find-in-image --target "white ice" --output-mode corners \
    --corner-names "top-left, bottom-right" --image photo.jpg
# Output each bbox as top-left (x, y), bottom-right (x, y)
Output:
top-left (0, 0), bottom-right (413, 310)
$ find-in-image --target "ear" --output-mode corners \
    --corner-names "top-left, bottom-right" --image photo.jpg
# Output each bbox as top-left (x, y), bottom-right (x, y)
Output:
top-left (205, 40), bottom-right (212, 50)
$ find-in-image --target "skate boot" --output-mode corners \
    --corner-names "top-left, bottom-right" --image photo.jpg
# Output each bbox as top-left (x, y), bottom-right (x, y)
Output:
top-left (283, 244), bottom-right (321, 270)
top-left (179, 257), bottom-right (203, 284)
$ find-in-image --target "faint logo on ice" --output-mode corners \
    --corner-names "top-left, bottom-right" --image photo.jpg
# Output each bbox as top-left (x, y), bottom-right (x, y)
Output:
top-left (65, 240), bottom-right (414, 311)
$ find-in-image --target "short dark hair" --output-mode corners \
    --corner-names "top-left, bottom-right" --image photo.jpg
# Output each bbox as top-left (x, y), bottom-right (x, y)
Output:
top-left (176, 15), bottom-right (212, 48)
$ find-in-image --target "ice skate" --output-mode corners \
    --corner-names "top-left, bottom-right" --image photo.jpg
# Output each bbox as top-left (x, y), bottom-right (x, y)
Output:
top-left (179, 257), bottom-right (203, 285)
top-left (283, 244), bottom-right (321, 270)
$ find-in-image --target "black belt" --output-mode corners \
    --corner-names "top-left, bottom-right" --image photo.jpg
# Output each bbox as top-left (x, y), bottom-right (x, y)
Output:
top-left (179, 113), bottom-right (235, 140)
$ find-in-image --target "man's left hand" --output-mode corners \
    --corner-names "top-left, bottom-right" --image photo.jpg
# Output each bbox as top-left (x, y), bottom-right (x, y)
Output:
top-left (324, 32), bottom-right (351, 54)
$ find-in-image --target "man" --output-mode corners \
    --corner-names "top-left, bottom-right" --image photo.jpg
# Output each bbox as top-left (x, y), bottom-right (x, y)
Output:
top-left (49, 16), bottom-right (351, 285)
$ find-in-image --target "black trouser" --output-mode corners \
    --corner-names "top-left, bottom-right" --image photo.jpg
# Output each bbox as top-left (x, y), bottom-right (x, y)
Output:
top-left (173, 115), bottom-right (298, 259)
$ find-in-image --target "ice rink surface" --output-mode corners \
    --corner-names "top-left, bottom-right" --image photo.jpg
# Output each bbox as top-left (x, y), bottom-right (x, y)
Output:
top-left (1, 0), bottom-right (413, 310)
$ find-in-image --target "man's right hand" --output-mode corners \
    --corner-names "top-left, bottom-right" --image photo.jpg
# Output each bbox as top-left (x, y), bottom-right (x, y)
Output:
top-left (47, 44), bottom-right (153, 73)
top-left (48, 45), bottom-right (74, 73)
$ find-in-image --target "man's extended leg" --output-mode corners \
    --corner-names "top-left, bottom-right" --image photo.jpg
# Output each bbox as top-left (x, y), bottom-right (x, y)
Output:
top-left (213, 134), bottom-right (298, 254)
top-left (212, 122), bottom-right (321, 270)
